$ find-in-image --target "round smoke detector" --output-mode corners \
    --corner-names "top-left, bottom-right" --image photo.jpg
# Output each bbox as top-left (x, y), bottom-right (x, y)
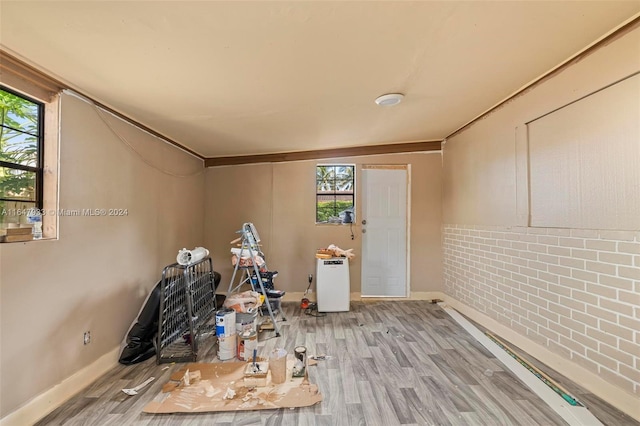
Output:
top-left (374, 93), bottom-right (404, 106)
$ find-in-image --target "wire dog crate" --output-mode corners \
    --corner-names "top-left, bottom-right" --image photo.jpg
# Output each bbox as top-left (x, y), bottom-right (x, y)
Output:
top-left (157, 257), bottom-right (217, 364)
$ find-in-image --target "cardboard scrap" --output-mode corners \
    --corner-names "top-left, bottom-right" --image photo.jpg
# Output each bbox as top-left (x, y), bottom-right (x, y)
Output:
top-left (143, 360), bottom-right (322, 414)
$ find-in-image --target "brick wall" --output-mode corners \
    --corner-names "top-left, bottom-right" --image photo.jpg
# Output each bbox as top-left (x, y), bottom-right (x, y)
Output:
top-left (443, 224), bottom-right (640, 395)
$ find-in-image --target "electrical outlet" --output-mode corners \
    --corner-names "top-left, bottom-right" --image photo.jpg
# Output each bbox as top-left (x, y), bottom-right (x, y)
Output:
top-left (83, 331), bottom-right (91, 345)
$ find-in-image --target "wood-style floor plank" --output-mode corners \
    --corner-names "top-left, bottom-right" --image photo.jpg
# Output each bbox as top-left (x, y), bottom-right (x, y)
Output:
top-left (34, 301), bottom-right (637, 425)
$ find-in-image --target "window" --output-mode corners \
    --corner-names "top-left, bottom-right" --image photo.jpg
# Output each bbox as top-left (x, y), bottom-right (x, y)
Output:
top-left (0, 86), bottom-right (44, 224)
top-left (316, 164), bottom-right (355, 224)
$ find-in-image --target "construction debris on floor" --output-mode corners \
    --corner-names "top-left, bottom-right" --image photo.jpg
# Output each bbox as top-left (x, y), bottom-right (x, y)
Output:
top-left (143, 357), bottom-right (322, 414)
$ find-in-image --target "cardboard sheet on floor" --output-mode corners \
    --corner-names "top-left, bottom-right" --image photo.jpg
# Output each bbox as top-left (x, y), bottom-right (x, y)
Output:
top-left (143, 360), bottom-right (322, 413)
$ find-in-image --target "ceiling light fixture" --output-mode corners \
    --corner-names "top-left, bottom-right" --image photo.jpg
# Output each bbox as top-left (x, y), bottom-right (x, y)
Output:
top-left (374, 93), bottom-right (404, 106)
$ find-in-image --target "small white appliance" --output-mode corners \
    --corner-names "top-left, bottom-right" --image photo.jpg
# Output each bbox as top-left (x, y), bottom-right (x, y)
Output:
top-left (316, 258), bottom-right (350, 312)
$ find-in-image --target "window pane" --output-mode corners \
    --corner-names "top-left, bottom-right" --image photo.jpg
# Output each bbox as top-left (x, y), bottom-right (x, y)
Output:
top-left (0, 167), bottom-right (37, 202)
top-left (0, 200), bottom-right (36, 227)
top-left (0, 89), bottom-right (39, 135)
top-left (0, 128), bottom-right (39, 166)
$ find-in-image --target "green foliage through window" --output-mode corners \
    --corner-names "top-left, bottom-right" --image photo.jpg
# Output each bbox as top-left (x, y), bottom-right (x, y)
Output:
top-left (316, 165), bottom-right (355, 223)
top-left (0, 87), bottom-right (43, 222)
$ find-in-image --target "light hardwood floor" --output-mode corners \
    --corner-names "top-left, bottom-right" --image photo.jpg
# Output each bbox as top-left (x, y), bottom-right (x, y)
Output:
top-left (36, 301), bottom-right (638, 425)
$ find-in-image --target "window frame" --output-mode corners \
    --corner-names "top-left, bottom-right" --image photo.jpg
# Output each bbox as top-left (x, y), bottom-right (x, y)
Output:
top-left (315, 164), bottom-right (355, 225)
top-left (0, 85), bottom-right (45, 210)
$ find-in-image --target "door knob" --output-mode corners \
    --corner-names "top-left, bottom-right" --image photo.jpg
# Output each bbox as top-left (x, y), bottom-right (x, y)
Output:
top-left (362, 220), bottom-right (367, 225)
top-left (362, 229), bottom-right (366, 233)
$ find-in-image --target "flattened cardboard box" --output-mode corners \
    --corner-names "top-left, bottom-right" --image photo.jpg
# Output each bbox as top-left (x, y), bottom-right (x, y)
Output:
top-left (143, 360), bottom-right (322, 413)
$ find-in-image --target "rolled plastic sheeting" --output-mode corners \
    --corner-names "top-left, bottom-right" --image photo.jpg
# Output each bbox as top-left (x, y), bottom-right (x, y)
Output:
top-left (177, 246), bottom-right (209, 265)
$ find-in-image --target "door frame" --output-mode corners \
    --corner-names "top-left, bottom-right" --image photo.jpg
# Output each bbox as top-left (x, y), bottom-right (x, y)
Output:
top-left (360, 164), bottom-right (411, 297)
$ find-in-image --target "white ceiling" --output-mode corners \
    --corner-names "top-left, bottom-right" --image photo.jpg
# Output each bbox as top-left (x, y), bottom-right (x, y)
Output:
top-left (1, 1), bottom-right (639, 158)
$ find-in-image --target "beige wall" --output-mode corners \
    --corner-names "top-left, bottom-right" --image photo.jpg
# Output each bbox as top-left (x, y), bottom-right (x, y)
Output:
top-left (0, 93), bottom-right (205, 417)
top-left (205, 152), bottom-right (442, 296)
top-left (442, 25), bottom-right (640, 413)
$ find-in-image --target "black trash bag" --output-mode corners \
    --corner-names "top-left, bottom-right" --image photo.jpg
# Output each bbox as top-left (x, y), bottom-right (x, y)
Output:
top-left (118, 271), bottom-right (223, 365)
top-left (119, 280), bottom-right (162, 365)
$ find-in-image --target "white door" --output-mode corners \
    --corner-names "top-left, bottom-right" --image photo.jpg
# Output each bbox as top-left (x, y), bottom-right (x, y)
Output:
top-left (361, 166), bottom-right (408, 297)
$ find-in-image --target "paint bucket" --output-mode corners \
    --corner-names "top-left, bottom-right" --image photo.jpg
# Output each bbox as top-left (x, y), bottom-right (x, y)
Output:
top-left (294, 345), bottom-right (307, 366)
top-left (216, 308), bottom-right (236, 338)
top-left (236, 310), bottom-right (258, 333)
top-left (217, 334), bottom-right (237, 360)
top-left (237, 330), bottom-right (258, 361)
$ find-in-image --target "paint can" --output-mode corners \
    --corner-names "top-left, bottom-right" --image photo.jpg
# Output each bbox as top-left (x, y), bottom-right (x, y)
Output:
top-left (217, 334), bottom-right (237, 360)
top-left (294, 345), bottom-right (307, 365)
top-left (235, 310), bottom-right (258, 333)
top-left (216, 308), bottom-right (236, 338)
top-left (237, 330), bottom-right (258, 361)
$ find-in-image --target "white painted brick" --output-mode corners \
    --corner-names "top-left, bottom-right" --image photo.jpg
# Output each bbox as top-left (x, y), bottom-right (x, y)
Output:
top-left (528, 295), bottom-right (548, 310)
top-left (618, 266), bottom-right (640, 280)
top-left (559, 257), bottom-right (585, 269)
top-left (539, 326), bottom-right (559, 341)
top-left (618, 292), bottom-right (640, 310)
top-left (512, 257), bottom-right (528, 267)
top-left (585, 349), bottom-right (618, 370)
top-left (491, 232), bottom-right (506, 240)
top-left (520, 300), bottom-right (539, 313)
top-left (586, 327), bottom-right (618, 347)
top-left (537, 254), bottom-right (559, 265)
top-left (538, 307), bottom-right (559, 323)
top-left (601, 320), bottom-right (634, 341)
top-left (549, 322), bottom-right (572, 338)
top-left (528, 244), bottom-right (548, 254)
top-left (528, 261), bottom-right (548, 272)
top-left (520, 251), bottom-right (538, 261)
top-left (520, 267), bottom-right (538, 278)
top-left (599, 252), bottom-right (634, 266)
top-left (571, 311), bottom-right (598, 328)
top-left (559, 335), bottom-right (585, 354)
top-left (539, 272), bottom-right (560, 285)
top-left (600, 343), bottom-right (634, 367)
top-left (599, 275), bottom-right (634, 291)
top-left (585, 240), bottom-right (617, 251)
top-left (571, 249), bottom-right (598, 261)
top-left (560, 276), bottom-right (586, 291)
top-left (635, 255), bottom-right (639, 267)
top-left (619, 340), bottom-right (640, 358)
top-left (512, 273), bottom-right (528, 284)
top-left (538, 290), bottom-right (560, 303)
top-left (559, 296), bottom-right (586, 312)
top-left (549, 302), bottom-right (571, 317)
top-left (586, 283), bottom-right (617, 299)
top-left (587, 305), bottom-right (618, 322)
top-left (573, 332), bottom-right (599, 351)
top-left (512, 288), bottom-right (527, 300)
top-left (617, 242), bottom-right (640, 254)
top-left (560, 317), bottom-right (586, 334)
top-left (620, 364), bottom-right (640, 385)
top-left (548, 246), bottom-right (571, 256)
top-left (547, 228), bottom-right (571, 237)
top-left (585, 261), bottom-right (617, 275)
top-left (571, 229), bottom-right (600, 238)
top-left (597, 367), bottom-right (635, 394)
top-left (571, 269), bottom-right (598, 283)
top-left (600, 299), bottom-right (634, 317)
top-left (599, 230), bottom-right (637, 241)
top-left (510, 242), bottom-right (527, 251)
top-left (571, 290), bottom-right (604, 306)
top-left (572, 353), bottom-right (599, 372)
top-left (559, 238), bottom-right (585, 248)
top-left (619, 317), bottom-right (640, 335)
top-left (538, 236), bottom-right (559, 246)
top-left (549, 265), bottom-right (572, 278)
top-left (528, 312), bottom-right (548, 327)
top-left (520, 283), bottom-right (539, 295)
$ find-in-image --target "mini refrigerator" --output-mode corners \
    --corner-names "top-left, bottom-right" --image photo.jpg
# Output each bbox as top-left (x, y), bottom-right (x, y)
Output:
top-left (316, 258), bottom-right (350, 312)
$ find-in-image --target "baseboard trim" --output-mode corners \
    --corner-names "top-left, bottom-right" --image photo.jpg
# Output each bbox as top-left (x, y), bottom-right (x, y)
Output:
top-left (442, 295), bottom-right (640, 422)
top-left (0, 346), bottom-right (120, 426)
top-left (281, 291), bottom-right (445, 303)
